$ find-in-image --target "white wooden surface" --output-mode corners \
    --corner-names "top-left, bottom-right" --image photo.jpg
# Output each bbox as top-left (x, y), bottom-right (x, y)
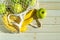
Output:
top-left (0, 0), bottom-right (60, 40)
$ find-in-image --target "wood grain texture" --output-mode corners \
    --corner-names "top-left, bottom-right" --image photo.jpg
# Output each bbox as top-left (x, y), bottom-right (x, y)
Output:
top-left (36, 33), bottom-right (60, 40)
top-left (39, 2), bottom-right (60, 10)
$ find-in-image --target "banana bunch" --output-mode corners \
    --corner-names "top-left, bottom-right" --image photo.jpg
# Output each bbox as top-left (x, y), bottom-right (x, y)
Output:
top-left (2, 9), bottom-right (36, 32)
top-left (2, 11), bottom-right (18, 32)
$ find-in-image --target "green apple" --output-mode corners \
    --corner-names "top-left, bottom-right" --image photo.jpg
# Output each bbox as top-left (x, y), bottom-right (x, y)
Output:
top-left (36, 8), bottom-right (47, 19)
top-left (11, 3), bottom-right (24, 13)
top-left (0, 4), bottom-right (6, 14)
top-left (11, 0), bottom-right (19, 3)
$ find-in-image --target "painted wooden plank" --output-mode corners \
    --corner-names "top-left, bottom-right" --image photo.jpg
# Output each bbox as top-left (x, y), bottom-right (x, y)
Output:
top-left (26, 25), bottom-right (60, 33)
top-left (42, 17), bottom-right (60, 24)
top-left (47, 10), bottom-right (60, 16)
top-left (55, 17), bottom-right (60, 24)
top-left (40, 17), bottom-right (56, 25)
top-left (0, 33), bottom-right (34, 40)
top-left (36, 33), bottom-right (60, 40)
top-left (31, 16), bottom-right (60, 25)
top-left (39, 0), bottom-right (60, 2)
top-left (39, 2), bottom-right (60, 10)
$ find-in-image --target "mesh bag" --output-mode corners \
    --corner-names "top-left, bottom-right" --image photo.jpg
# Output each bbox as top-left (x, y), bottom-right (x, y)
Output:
top-left (0, 0), bottom-right (40, 33)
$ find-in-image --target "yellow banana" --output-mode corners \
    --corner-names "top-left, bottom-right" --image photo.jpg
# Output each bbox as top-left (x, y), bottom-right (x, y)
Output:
top-left (2, 9), bottom-right (36, 32)
top-left (20, 17), bottom-right (33, 32)
top-left (20, 9), bottom-right (36, 32)
top-left (2, 11), bottom-right (18, 32)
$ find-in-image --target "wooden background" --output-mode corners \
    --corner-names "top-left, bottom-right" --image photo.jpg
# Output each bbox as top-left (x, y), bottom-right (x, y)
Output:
top-left (0, 0), bottom-right (60, 40)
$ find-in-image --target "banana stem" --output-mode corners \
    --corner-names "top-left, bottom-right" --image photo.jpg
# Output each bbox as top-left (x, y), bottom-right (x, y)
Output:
top-left (29, 19), bottom-right (41, 28)
top-left (29, 12), bottom-right (41, 28)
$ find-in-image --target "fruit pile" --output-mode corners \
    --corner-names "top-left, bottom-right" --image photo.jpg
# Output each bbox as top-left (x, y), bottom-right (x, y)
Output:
top-left (0, 0), bottom-right (47, 33)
